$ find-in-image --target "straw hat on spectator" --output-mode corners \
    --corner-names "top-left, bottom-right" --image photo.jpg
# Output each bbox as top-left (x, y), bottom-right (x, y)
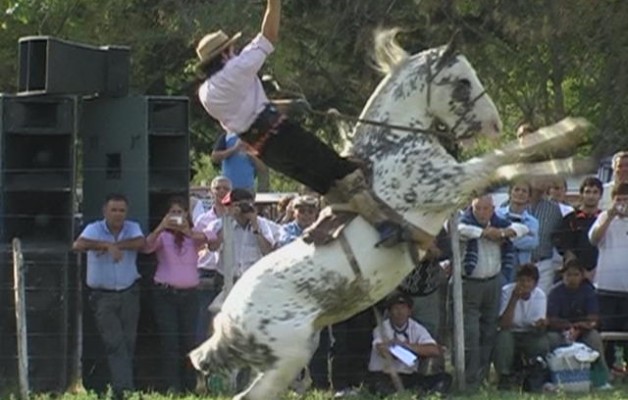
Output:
top-left (196, 30), bottom-right (242, 66)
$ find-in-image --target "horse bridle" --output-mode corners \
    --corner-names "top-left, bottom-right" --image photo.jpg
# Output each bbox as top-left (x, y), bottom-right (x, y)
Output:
top-left (309, 50), bottom-right (489, 142)
top-left (424, 51), bottom-right (488, 140)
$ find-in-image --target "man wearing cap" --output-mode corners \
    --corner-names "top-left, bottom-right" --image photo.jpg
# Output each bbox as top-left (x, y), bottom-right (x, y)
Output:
top-left (367, 292), bottom-right (451, 396)
top-left (277, 195), bottom-right (319, 247)
top-left (194, 0), bottom-right (408, 247)
top-left (204, 188), bottom-right (275, 278)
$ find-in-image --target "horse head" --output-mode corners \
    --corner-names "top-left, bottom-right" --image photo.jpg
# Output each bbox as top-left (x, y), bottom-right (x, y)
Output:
top-left (348, 29), bottom-right (504, 235)
top-left (352, 29), bottom-right (502, 161)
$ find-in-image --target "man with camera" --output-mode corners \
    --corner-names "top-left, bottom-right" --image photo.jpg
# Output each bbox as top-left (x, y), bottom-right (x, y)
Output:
top-left (589, 181), bottom-right (628, 371)
top-left (204, 188), bottom-right (275, 278)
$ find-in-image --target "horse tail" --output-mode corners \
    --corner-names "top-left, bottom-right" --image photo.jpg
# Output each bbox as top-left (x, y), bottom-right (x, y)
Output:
top-left (188, 312), bottom-right (239, 374)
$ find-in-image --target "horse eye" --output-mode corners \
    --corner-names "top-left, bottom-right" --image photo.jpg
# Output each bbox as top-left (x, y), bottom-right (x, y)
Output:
top-left (435, 120), bottom-right (448, 132)
top-left (452, 79), bottom-right (471, 103)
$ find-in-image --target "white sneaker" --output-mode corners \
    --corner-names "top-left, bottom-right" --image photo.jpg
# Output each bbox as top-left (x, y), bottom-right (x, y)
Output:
top-left (596, 383), bottom-right (613, 391)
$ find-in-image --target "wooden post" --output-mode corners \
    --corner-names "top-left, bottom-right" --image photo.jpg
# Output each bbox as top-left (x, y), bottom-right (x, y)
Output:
top-left (449, 214), bottom-right (466, 391)
top-left (12, 238), bottom-right (29, 399)
top-left (221, 214), bottom-right (236, 295)
top-left (219, 214), bottom-right (237, 391)
top-left (372, 306), bottom-right (405, 392)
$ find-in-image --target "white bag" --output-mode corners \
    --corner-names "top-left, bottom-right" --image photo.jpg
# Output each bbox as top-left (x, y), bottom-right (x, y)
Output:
top-left (546, 343), bottom-right (599, 392)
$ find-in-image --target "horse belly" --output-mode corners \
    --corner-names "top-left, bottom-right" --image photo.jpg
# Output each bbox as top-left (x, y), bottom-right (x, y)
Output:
top-left (220, 218), bottom-right (417, 337)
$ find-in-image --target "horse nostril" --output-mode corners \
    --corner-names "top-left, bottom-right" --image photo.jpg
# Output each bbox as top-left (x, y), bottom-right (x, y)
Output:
top-left (199, 361), bottom-right (210, 372)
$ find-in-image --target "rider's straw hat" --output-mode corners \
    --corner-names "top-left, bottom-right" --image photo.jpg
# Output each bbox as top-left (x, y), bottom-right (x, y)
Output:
top-left (196, 30), bottom-right (242, 65)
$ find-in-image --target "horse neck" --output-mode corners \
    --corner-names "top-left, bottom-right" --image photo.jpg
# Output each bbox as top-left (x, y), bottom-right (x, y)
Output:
top-left (351, 65), bottom-right (433, 159)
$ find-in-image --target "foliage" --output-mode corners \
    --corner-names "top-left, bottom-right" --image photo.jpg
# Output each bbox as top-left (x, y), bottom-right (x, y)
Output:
top-left (2, 0), bottom-right (628, 187)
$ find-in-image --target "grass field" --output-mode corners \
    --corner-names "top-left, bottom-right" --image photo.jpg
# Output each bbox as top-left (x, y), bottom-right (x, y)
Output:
top-left (11, 386), bottom-right (628, 400)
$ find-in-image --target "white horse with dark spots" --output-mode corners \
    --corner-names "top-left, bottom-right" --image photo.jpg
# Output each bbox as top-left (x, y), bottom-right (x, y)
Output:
top-left (190, 29), bottom-right (589, 400)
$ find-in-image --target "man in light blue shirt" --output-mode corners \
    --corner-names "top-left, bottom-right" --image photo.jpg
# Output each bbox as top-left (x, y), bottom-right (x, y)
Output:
top-left (497, 180), bottom-right (539, 282)
top-left (73, 193), bottom-right (144, 399)
top-left (277, 195), bottom-right (319, 247)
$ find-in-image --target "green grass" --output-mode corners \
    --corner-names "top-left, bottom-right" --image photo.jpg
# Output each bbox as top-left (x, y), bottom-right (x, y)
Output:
top-left (10, 385), bottom-right (628, 400)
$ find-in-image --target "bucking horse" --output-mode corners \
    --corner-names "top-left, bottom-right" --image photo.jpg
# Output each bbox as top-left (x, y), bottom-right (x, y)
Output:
top-left (190, 29), bottom-right (591, 400)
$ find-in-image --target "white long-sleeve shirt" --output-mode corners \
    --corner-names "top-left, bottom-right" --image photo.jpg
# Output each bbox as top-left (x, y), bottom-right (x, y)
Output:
top-left (458, 222), bottom-right (529, 279)
top-left (199, 34), bottom-right (274, 133)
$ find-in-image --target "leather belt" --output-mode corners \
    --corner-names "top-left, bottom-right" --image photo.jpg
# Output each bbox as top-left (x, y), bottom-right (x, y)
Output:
top-left (240, 104), bottom-right (286, 152)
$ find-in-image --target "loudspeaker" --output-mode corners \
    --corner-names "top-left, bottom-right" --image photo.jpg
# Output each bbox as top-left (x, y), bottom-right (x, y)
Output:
top-left (81, 95), bottom-right (189, 232)
top-left (0, 94), bottom-right (77, 245)
top-left (18, 36), bottom-right (130, 97)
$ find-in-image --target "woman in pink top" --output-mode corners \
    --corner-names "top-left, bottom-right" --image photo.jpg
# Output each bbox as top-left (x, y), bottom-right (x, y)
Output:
top-left (144, 196), bottom-right (206, 393)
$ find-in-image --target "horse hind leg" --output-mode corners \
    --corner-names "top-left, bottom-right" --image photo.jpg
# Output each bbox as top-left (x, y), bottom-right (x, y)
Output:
top-left (233, 350), bottom-right (312, 400)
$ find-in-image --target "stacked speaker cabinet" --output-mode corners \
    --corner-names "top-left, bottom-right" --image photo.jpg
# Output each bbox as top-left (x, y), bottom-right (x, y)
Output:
top-left (0, 94), bottom-right (77, 392)
top-left (80, 95), bottom-right (189, 390)
top-left (81, 95), bottom-right (189, 231)
top-left (0, 94), bottom-right (77, 245)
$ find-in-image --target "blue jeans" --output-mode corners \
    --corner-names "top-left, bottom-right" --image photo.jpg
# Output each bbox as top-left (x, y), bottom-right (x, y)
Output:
top-left (153, 284), bottom-right (199, 393)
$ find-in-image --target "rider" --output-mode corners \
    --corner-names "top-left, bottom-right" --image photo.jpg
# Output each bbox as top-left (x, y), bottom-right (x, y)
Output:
top-left (195, 0), bottom-right (407, 246)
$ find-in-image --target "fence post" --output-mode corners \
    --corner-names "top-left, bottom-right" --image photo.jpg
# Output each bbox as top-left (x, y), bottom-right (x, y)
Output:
top-left (449, 214), bottom-right (466, 391)
top-left (12, 238), bottom-right (29, 399)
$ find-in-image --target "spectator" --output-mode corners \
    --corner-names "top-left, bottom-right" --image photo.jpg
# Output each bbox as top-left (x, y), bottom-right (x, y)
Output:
top-left (553, 176), bottom-right (603, 281)
top-left (403, 228), bottom-right (452, 338)
top-left (494, 264), bottom-right (549, 390)
top-left (547, 177), bottom-right (574, 279)
top-left (367, 292), bottom-right (451, 397)
top-left (72, 193), bottom-right (145, 399)
top-left (458, 195), bottom-right (529, 388)
top-left (546, 260), bottom-right (610, 388)
top-left (211, 132), bottom-right (267, 191)
top-left (497, 179), bottom-right (539, 280)
top-left (275, 194), bottom-right (296, 224)
top-left (144, 197), bottom-right (207, 393)
top-left (589, 181), bottom-right (628, 372)
top-left (600, 150), bottom-right (628, 210)
top-left (205, 188), bottom-right (275, 278)
top-left (516, 122), bottom-right (535, 144)
top-left (277, 195), bottom-right (319, 247)
top-left (194, 176), bottom-right (232, 344)
top-left (528, 177), bottom-right (564, 295)
top-left (548, 178), bottom-right (574, 216)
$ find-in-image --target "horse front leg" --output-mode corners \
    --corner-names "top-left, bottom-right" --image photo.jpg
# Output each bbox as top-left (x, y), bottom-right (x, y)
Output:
top-left (479, 117), bottom-right (591, 169)
top-left (491, 156), bottom-right (595, 184)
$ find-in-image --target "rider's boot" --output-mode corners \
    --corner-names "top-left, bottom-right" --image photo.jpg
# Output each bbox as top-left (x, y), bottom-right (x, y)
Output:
top-left (328, 169), bottom-right (404, 247)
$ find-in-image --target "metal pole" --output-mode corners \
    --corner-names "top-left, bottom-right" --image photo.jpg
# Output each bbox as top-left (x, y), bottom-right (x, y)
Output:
top-left (12, 238), bottom-right (29, 399)
top-left (221, 215), bottom-right (236, 295)
top-left (68, 252), bottom-right (84, 393)
top-left (449, 213), bottom-right (466, 391)
top-left (67, 95), bottom-right (85, 393)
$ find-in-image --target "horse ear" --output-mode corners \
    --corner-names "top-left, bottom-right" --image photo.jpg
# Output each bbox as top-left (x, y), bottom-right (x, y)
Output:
top-left (436, 30), bottom-right (462, 69)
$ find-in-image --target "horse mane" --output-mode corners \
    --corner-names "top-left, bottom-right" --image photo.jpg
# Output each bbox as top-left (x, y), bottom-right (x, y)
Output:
top-left (372, 28), bottom-right (409, 75)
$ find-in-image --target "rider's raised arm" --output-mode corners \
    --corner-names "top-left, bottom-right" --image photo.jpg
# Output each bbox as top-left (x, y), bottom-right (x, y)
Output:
top-left (261, 0), bottom-right (281, 45)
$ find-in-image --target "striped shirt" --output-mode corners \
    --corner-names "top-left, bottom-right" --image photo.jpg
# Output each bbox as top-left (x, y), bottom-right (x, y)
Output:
top-left (528, 199), bottom-right (563, 261)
